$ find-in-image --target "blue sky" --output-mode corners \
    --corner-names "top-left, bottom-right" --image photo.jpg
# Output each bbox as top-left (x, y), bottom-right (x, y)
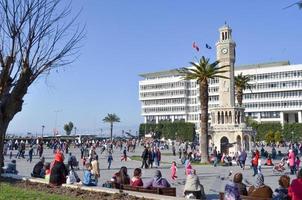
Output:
top-left (7, 0), bottom-right (302, 136)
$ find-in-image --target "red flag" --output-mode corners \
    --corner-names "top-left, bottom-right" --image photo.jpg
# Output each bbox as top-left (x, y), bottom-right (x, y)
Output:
top-left (192, 42), bottom-right (199, 51)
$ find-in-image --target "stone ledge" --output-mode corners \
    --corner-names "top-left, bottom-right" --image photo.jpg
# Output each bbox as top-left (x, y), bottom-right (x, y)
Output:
top-left (1, 174), bottom-right (183, 200)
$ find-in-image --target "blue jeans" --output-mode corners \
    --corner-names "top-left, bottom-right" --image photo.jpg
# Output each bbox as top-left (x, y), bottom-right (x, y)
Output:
top-left (252, 165), bottom-right (258, 176)
top-left (213, 157), bottom-right (218, 167)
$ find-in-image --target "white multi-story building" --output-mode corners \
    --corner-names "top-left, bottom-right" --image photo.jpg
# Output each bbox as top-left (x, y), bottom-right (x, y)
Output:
top-left (139, 54), bottom-right (302, 129)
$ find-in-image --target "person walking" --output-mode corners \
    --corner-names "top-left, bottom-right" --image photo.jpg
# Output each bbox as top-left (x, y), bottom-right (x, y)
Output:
top-left (239, 150), bottom-right (247, 170)
top-left (141, 146), bottom-right (149, 169)
top-left (27, 145), bottom-right (34, 163)
top-left (289, 149), bottom-right (296, 175)
top-left (251, 151), bottom-right (259, 176)
top-left (213, 146), bottom-right (218, 167)
top-left (107, 149), bottom-right (113, 169)
top-left (121, 147), bottom-right (127, 162)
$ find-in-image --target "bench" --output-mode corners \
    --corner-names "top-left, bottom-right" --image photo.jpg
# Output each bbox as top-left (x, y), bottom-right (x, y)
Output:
top-left (219, 192), bottom-right (272, 200)
top-left (112, 183), bottom-right (176, 197)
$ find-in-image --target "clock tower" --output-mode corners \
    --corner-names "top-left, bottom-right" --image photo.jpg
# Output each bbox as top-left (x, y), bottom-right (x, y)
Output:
top-left (209, 24), bottom-right (254, 155)
top-left (216, 24), bottom-right (236, 107)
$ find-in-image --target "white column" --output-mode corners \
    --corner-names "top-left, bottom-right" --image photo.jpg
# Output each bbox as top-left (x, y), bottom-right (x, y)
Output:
top-left (144, 117), bottom-right (147, 123)
top-left (280, 112), bottom-right (284, 126)
top-left (298, 111), bottom-right (302, 123)
top-left (257, 112), bottom-right (261, 123)
top-left (171, 115), bottom-right (175, 122)
top-left (155, 116), bottom-right (159, 124)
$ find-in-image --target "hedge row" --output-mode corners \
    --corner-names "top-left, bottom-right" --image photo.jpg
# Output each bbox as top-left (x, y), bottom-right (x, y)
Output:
top-left (139, 122), bottom-right (195, 141)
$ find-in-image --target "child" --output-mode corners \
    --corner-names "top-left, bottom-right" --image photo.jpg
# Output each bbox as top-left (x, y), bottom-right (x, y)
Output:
top-left (82, 157), bottom-right (86, 168)
top-left (295, 156), bottom-right (300, 172)
top-left (171, 161), bottom-right (177, 180)
top-left (44, 162), bottom-right (51, 183)
top-left (83, 163), bottom-right (97, 186)
top-left (185, 160), bottom-right (192, 176)
top-left (121, 147), bottom-right (127, 161)
top-left (257, 157), bottom-right (262, 174)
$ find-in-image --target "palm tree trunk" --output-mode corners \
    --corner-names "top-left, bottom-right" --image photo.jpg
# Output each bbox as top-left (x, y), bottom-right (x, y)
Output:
top-left (237, 88), bottom-right (243, 107)
top-left (199, 80), bottom-right (209, 163)
top-left (110, 123), bottom-right (113, 141)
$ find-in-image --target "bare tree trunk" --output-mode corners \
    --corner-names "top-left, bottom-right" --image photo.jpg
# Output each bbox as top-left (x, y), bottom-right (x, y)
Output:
top-left (199, 81), bottom-right (209, 163)
top-left (0, 119), bottom-right (9, 177)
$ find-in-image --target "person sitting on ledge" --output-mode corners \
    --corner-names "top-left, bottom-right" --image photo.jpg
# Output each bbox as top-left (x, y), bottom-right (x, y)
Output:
top-left (233, 172), bottom-right (247, 196)
top-left (144, 170), bottom-right (170, 188)
top-left (248, 173), bottom-right (273, 198)
top-left (49, 152), bottom-right (68, 186)
top-left (82, 163), bottom-right (97, 186)
top-left (31, 157), bottom-right (45, 178)
top-left (111, 166), bottom-right (130, 187)
top-left (183, 169), bottom-right (206, 200)
top-left (130, 168), bottom-right (143, 187)
top-left (3, 159), bottom-right (18, 174)
top-left (273, 175), bottom-right (290, 200)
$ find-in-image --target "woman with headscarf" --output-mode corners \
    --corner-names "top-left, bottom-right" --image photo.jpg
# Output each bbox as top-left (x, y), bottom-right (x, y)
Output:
top-left (248, 173), bottom-right (273, 198)
top-left (288, 168), bottom-right (302, 200)
top-left (111, 166), bottom-right (130, 187)
top-left (144, 170), bottom-right (171, 188)
top-left (233, 173), bottom-right (247, 196)
top-left (49, 152), bottom-right (68, 186)
top-left (184, 169), bottom-right (206, 200)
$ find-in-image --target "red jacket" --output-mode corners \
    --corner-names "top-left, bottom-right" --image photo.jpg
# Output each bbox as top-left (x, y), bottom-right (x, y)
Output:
top-left (130, 177), bottom-right (143, 187)
top-left (288, 178), bottom-right (302, 200)
top-left (252, 153), bottom-right (259, 166)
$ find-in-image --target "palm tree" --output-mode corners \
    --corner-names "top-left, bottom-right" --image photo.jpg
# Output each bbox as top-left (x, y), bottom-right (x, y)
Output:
top-left (234, 73), bottom-right (251, 107)
top-left (103, 113), bottom-right (120, 141)
top-left (179, 56), bottom-right (228, 163)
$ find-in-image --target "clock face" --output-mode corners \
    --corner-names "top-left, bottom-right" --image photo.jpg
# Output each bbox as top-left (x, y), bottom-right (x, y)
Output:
top-left (221, 48), bottom-right (228, 54)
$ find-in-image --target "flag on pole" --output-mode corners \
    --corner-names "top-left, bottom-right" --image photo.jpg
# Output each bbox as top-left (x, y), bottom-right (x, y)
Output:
top-left (192, 42), bottom-right (199, 52)
top-left (205, 44), bottom-right (212, 49)
top-left (283, 0), bottom-right (302, 9)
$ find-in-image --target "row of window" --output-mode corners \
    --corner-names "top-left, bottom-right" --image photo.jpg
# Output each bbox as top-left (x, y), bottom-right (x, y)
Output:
top-left (250, 80), bottom-right (302, 90)
top-left (140, 81), bottom-right (186, 90)
top-left (142, 98), bottom-right (184, 106)
top-left (140, 90), bottom-right (186, 98)
top-left (141, 78), bottom-right (220, 91)
top-left (248, 70), bottom-right (302, 81)
top-left (244, 91), bottom-right (302, 100)
top-left (143, 106), bottom-right (186, 113)
top-left (243, 100), bottom-right (302, 109)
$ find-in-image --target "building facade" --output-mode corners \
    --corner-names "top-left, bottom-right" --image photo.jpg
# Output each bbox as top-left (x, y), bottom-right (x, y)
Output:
top-left (139, 34), bottom-right (302, 131)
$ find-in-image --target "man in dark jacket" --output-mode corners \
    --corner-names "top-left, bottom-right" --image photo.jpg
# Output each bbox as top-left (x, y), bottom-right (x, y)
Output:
top-left (141, 146), bottom-right (149, 169)
top-left (31, 157), bottom-right (45, 178)
top-left (49, 152), bottom-right (68, 186)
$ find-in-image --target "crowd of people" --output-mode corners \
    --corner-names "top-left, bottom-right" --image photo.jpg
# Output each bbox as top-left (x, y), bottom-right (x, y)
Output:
top-left (2, 138), bottom-right (302, 200)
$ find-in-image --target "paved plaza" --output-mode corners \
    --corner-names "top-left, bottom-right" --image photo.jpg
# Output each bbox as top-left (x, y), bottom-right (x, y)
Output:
top-left (3, 145), bottom-right (298, 200)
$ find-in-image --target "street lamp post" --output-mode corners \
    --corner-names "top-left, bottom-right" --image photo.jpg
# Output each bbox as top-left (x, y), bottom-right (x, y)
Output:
top-left (41, 125), bottom-right (45, 138)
